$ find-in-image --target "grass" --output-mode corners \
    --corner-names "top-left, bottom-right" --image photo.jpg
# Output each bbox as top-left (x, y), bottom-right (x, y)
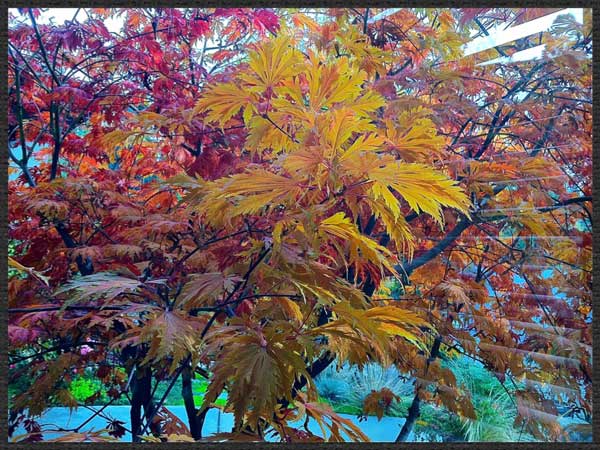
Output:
top-left (155, 378), bottom-right (227, 407)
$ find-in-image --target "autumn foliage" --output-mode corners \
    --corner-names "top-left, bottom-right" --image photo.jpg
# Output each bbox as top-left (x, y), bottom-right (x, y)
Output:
top-left (8, 8), bottom-right (592, 442)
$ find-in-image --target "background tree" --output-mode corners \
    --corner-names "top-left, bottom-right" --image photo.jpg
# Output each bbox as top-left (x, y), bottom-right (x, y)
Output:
top-left (8, 8), bottom-right (592, 443)
top-left (353, 7), bottom-right (592, 441)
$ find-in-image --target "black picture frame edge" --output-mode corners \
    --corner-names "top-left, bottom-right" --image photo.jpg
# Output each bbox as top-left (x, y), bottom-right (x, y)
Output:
top-left (0, 1), bottom-right (597, 449)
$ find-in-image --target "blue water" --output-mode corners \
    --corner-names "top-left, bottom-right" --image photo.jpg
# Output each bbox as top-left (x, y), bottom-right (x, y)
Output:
top-left (12, 406), bottom-right (410, 442)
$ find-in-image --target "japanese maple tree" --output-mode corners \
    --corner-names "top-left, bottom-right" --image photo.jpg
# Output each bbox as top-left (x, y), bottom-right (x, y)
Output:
top-left (8, 8), bottom-right (592, 443)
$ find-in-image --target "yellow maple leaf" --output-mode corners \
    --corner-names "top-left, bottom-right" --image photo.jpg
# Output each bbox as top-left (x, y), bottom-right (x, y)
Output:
top-left (305, 54), bottom-right (366, 110)
top-left (385, 108), bottom-right (446, 162)
top-left (311, 302), bottom-right (429, 365)
top-left (239, 34), bottom-right (303, 93)
top-left (339, 133), bottom-right (386, 162)
top-left (198, 169), bottom-right (303, 219)
top-left (245, 113), bottom-right (296, 154)
top-left (319, 212), bottom-right (398, 278)
top-left (366, 197), bottom-right (415, 259)
top-left (337, 26), bottom-right (394, 78)
top-left (194, 81), bottom-right (256, 128)
top-left (368, 162), bottom-right (472, 225)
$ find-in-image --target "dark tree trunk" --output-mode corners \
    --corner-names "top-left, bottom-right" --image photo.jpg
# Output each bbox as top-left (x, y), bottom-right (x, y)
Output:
top-left (396, 390), bottom-right (420, 442)
top-left (182, 364), bottom-right (203, 440)
top-left (130, 366), bottom-right (155, 442)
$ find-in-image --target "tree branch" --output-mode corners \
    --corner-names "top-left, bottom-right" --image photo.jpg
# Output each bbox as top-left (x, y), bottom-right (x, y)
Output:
top-left (291, 351), bottom-right (336, 398)
top-left (28, 8), bottom-right (62, 86)
top-left (537, 196), bottom-right (591, 212)
top-left (399, 218), bottom-right (472, 277)
top-left (395, 335), bottom-right (442, 442)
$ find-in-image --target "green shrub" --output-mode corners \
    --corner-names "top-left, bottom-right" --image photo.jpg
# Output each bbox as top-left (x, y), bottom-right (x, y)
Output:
top-left (435, 357), bottom-right (537, 442)
top-left (69, 376), bottom-right (108, 404)
top-left (315, 362), bottom-right (411, 416)
top-left (8, 239), bottom-right (23, 278)
top-left (155, 377), bottom-right (226, 407)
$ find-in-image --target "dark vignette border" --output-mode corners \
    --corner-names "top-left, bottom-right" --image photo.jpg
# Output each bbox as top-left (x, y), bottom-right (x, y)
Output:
top-left (0, 1), bottom-right (596, 449)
